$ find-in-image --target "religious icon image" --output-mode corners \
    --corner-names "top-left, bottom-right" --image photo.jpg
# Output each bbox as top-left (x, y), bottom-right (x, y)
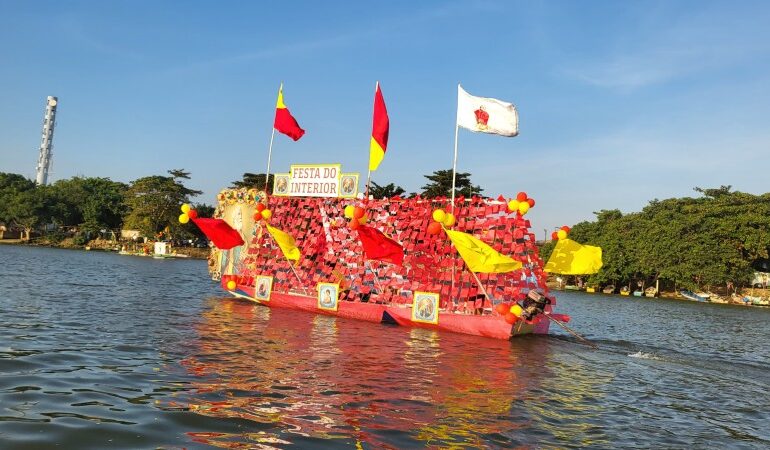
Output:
top-left (317, 282), bottom-right (340, 311)
top-left (411, 291), bottom-right (440, 324)
top-left (254, 275), bottom-right (273, 301)
top-left (340, 174), bottom-right (358, 198)
top-left (273, 174), bottom-right (290, 195)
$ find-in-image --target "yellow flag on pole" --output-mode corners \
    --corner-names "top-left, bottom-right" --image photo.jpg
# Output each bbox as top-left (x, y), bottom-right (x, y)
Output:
top-left (445, 229), bottom-right (522, 273)
top-left (544, 238), bottom-right (603, 274)
top-left (266, 225), bottom-right (301, 262)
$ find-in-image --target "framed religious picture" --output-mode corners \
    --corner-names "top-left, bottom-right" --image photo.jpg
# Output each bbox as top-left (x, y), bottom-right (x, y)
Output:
top-left (273, 173), bottom-right (290, 196)
top-left (339, 173), bottom-right (359, 198)
top-left (254, 275), bottom-right (273, 302)
top-left (317, 282), bottom-right (340, 311)
top-left (411, 291), bottom-right (440, 324)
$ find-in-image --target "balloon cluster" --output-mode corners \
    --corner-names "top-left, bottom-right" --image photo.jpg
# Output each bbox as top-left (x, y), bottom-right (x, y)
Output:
top-left (551, 225), bottom-right (571, 241)
top-left (494, 302), bottom-right (525, 324)
top-left (343, 205), bottom-right (368, 230)
top-left (507, 192), bottom-right (535, 216)
top-left (252, 203), bottom-right (273, 222)
top-left (427, 208), bottom-right (455, 235)
top-left (178, 203), bottom-right (198, 223)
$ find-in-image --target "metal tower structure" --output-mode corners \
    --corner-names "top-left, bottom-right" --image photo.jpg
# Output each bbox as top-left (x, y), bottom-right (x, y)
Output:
top-left (35, 96), bottom-right (58, 185)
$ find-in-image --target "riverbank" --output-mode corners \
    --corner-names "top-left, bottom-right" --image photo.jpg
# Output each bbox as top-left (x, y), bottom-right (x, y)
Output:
top-left (550, 285), bottom-right (770, 308)
top-left (0, 238), bottom-right (209, 259)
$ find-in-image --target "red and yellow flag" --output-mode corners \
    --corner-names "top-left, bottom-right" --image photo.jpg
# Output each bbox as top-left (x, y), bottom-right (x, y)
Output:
top-left (368, 82), bottom-right (389, 171)
top-left (273, 84), bottom-right (305, 141)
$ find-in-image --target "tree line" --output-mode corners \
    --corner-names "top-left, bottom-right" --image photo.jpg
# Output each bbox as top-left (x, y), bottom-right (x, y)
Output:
top-left (539, 186), bottom-right (770, 291)
top-left (0, 168), bottom-right (481, 242)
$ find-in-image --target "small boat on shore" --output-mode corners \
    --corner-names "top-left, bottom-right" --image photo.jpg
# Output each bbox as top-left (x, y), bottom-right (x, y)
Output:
top-left (633, 290), bottom-right (643, 297)
top-left (620, 286), bottom-right (630, 296)
top-left (586, 286), bottom-right (596, 293)
top-left (644, 287), bottom-right (658, 297)
top-left (602, 285), bottom-right (615, 294)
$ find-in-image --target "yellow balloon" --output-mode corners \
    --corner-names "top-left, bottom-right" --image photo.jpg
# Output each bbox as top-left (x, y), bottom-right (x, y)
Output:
top-left (344, 205), bottom-right (355, 219)
top-left (178, 213), bottom-right (189, 224)
top-left (443, 213), bottom-right (456, 227)
top-left (557, 229), bottom-right (567, 240)
top-left (181, 203), bottom-right (191, 213)
top-left (432, 209), bottom-right (446, 223)
top-left (262, 209), bottom-right (273, 220)
top-left (226, 280), bottom-right (237, 290)
top-left (508, 199), bottom-right (520, 212)
top-left (358, 216), bottom-right (368, 225)
top-left (510, 304), bottom-right (523, 317)
top-left (518, 202), bottom-right (530, 215)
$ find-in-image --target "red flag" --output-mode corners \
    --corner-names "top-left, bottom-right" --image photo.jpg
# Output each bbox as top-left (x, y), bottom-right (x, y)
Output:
top-left (357, 225), bottom-right (404, 266)
top-left (191, 218), bottom-right (244, 250)
top-left (273, 84), bottom-right (305, 141)
top-left (368, 82), bottom-right (389, 171)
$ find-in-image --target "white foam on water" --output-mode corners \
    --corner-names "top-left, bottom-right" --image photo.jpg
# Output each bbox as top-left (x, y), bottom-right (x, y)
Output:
top-left (628, 351), bottom-right (661, 360)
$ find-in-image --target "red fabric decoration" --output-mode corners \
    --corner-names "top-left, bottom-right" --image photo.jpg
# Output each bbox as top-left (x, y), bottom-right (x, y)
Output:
top-left (191, 218), bottom-right (244, 250)
top-left (357, 225), bottom-right (404, 266)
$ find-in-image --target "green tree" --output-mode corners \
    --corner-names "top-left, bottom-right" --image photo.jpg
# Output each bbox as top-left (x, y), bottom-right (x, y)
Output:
top-left (420, 169), bottom-right (483, 198)
top-left (47, 177), bottom-right (127, 231)
top-left (123, 170), bottom-right (202, 237)
top-left (231, 172), bottom-right (273, 194)
top-left (368, 181), bottom-right (406, 199)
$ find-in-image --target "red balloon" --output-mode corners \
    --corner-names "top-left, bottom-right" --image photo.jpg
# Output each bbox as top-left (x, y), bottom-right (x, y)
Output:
top-left (187, 209), bottom-right (198, 219)
top-left (516, 192), bottom-right (528, 202)
top-left (504, 312), bottom-right (519, 324)
top-left (495, 303), bottom-right (509, 315)
top-left (349, 218), bottom-right (361, 230)
top-left (353, 206), bottom-right (365, 219)
top-left (551, 231), bottom-right (558, 240)
top-left (427, 222), bottom-right (442, 235)
top-left (256, 203), bottom-right (266, 212)
top-left (253, 211), bottom-right (263, 221)
top-left (527, 198), bottom-right (535, 207)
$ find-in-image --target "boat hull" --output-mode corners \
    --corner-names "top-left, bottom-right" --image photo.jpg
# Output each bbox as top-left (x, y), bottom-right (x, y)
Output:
top-left (230, 285), bottom-right (548, 339)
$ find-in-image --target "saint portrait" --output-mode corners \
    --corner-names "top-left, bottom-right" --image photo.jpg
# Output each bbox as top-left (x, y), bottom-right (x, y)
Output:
top-left (317, 282), bottom-right (340, 311)
top-left (339, 174), bottom-right (358, 198)
top-left (273, 174), bottom-right (290, 196)
top-left (411, 291), bottom-right (440, 324)
top-left (255, 275), bottom-right (273, 301)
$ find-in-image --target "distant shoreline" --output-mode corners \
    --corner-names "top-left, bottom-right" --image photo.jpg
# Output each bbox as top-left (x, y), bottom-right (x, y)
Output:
top-left (0, 239), bottom-right (209, 259)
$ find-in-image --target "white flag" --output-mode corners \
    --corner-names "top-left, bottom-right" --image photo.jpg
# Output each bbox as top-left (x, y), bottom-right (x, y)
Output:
top-left (456, 85), bottom-right (519, 137)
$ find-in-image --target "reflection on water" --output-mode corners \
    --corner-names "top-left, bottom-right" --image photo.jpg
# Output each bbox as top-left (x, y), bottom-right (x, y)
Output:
top-left (1, 246), bottom-right (768, 449)
top-left (173, 298), bottom-right (609, 448)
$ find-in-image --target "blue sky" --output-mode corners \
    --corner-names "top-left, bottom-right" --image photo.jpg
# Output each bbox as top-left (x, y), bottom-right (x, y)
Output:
top-left (2, 1), bottom-right (769, 236)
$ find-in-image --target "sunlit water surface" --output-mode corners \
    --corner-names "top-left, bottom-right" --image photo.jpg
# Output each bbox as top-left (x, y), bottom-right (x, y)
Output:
top-left (1, 246), bottom-right (768, 449)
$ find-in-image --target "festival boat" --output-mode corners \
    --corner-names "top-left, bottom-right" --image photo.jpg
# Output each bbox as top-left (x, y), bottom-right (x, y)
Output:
top-left (181, 185), bottom-right (585, 340)
top-left (179, 84), bottom-right (604, 341)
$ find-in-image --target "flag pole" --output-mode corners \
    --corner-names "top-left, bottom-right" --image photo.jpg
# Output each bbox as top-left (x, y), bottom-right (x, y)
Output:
top-left (265, 127), bottom-right (276, 190)
top-left (365, 81), bottom-right (378, 202)
top-left (450, 84), bottom-right (460, 307)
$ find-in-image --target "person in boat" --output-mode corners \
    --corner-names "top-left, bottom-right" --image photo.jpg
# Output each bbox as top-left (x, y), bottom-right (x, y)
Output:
top-left (257, 280), bottom-right (269, 298)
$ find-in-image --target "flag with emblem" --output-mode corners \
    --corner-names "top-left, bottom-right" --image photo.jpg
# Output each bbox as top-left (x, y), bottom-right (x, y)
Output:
top-left (456, 84), bottom-right (518, 137)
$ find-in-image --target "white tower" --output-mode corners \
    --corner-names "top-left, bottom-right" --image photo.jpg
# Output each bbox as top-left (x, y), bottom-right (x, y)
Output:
top-left (35, 96), bottom-right (58, 185)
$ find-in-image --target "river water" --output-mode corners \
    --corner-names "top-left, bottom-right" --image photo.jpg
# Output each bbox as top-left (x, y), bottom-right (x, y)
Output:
top-left (0, 245), bottom-right (768, 449)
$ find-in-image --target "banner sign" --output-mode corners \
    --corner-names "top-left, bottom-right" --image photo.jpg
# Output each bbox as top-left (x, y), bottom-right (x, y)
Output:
top-left (273, 164), bottom-right (358, 198)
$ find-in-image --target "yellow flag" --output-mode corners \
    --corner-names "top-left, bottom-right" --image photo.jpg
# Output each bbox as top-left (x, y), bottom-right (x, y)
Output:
top-left (544, 238), bottom-right (603, 274)
top-left (445, 229), bottom-right (522, 273)
top-left (266, 225), bottom-right (301, 261)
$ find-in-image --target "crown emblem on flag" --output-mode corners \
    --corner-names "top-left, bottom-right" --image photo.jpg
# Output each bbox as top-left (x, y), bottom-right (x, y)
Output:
top-left (474, 105), bottom-right (489, 131)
